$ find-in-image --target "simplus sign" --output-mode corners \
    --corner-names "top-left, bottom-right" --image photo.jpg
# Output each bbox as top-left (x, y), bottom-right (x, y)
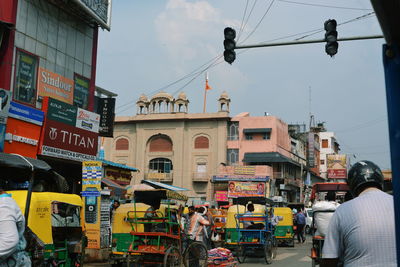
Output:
top-left (76, 108), bottom-right (100, 133)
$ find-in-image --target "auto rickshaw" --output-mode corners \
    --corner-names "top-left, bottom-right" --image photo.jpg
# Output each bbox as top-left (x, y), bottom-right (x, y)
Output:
top-left (274, 207), bottom-right (295, 247)
top-left (0, 152), bottom-right (85, 266)
top-left (225, 204), bottom-right (245, 250)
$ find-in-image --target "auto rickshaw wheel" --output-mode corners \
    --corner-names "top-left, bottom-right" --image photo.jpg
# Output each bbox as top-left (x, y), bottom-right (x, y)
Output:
top-left (236, 245), bottom-right (246, 263)
top-left (264, 240), bottom-right (273, 264)
top-left (163, 246), bottom-right (182, 267)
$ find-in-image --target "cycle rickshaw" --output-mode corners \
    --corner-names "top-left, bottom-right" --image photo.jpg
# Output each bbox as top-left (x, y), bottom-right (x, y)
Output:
top-left (233, 197), bottom-right (276, 264)
top-left (110, 189), bottom-right (207, 266)
top-left (310, 183), bottom-right (350, 267)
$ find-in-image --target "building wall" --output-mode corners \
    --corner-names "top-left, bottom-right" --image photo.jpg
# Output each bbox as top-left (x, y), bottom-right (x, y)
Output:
top-left (104, 113), bottom-right (229, 200)
top-left (319, 132), bottom-right (338, 178)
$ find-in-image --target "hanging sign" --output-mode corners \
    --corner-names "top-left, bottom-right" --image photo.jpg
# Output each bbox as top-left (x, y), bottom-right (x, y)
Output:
top-left (97, 98), bottom-right (115, 137)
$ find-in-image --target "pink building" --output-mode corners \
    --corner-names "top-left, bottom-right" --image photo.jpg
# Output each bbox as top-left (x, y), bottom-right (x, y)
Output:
top-left (213, 112), bottom-right (305, 203)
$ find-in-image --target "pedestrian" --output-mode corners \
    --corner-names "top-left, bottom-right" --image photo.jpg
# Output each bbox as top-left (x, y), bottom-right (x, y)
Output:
top-left (295, 209), bottom-right (306, 243)
top-left (321, 161), bottom-right (396, 267)
top-left (110, 199), bottom-right (120, 223)
top-left (0, 186), bottom-right (31, 266)
top-left (188, 206), bottom-right (210, 246)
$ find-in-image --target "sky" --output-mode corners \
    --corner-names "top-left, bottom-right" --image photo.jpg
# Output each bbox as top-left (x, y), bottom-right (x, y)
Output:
top-left (96, 0), bottom-right (390, 169)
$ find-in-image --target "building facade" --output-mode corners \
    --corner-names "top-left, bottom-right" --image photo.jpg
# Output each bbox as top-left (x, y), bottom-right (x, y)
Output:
top-left (103, 92), bottom-right (231, 202)
top-left (319, 131), bottom-right (340, 179)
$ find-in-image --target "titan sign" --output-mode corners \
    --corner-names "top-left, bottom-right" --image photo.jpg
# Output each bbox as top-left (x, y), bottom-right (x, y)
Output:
top-left (40, 119), bottom-right (98, 161)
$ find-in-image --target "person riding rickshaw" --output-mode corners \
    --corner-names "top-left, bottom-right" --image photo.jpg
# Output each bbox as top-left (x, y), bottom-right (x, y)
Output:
top-left (0, 152), bottom-right (85, 266)
top-left (310, 182), bottom-right (350, 267)
top-left (231, 196), bottom-right (276, 264)
top-left (110, 189), bottom-right (208, 267)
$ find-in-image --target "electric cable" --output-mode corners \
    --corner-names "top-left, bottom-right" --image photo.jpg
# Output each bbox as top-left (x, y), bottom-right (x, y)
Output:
top-left (238, 0), bottom-right (259, 42)
top-left (237, 0), bottom-right (250, 42)
top-left (276, 0), bottom-right (373, 11)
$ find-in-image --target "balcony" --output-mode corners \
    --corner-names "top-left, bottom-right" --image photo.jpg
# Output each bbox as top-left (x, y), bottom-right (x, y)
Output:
top-left (145, 172), bottom-right (173, 182)
top-left (192, 172), bottom-right (209, 182)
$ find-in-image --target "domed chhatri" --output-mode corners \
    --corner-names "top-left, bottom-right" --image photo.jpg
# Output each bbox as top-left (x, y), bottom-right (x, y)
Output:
top-left (135, 90), bottom-right (230, 114)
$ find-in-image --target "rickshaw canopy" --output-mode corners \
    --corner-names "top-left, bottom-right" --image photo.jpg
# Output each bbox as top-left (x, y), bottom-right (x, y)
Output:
top-left (310, 183), bottom-right (350, 201)
top-left (133, 189), bottom-right (188, 207)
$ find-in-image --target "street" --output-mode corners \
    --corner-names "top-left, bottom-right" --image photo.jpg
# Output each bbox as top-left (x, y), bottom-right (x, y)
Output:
top-left (85, 238), bottom-right (312, 267)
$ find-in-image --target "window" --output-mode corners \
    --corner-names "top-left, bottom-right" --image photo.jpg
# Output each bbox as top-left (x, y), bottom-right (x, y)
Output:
top-left (194, 136), bottom-right (209, 149)
top-left (149, 158), bottom-right (173, 173)
top-left (228, 122), bottom-right (239, 140)
top-left (322, 139), bottom-right (329, 148)
top-left (245, 134), bottom-right (253, 140)
top-left (320, 159), bottom-right (325, 165)
top-left (149, 135), bottom-right (173, 152)
top-left (115, 138), bottom-right (129, 150)
top-left (197, 163), bottom-right (207, 173)
top-left (263, 132), bottom-right (271, 140)
top-left (227, 149), bottom-right (239, 165)
top-left (14, 50), bottom-right (38, 106)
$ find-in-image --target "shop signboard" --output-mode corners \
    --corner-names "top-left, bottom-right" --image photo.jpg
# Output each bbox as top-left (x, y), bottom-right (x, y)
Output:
top-left (0, 89), bottom-right (11, 124)
top-left (73, 75), bottom-right (90, 109)
top-left (0, 124), bottom-right (6, 152)
top-left (75, 0), bottom-right (112, 29)
top-left (14, 50), bottom-right (38, 106)
top-left (228, 181), bottom-right (265, 198)
top-left (47, 98), bottom-right (77, 126)
top-left (327, 154), bottom-right (347, 179)
top-left (234, 166), bottom-right (256, 175)
top-left (97, 97), bottom-right (115, 137)
top-left (40, 119), bottom-right (98, 161)
top-left (104, 166), bottom-right (132, 185)
top-left (212, 175), bottom-right (269, 182)
top-left (9, 101), bottom-right (44, 126)
top-left (4, 117), bottom-right (42, 158)
top-left (76, 108), bottom-right (100, 133)
top-left (82, 161), bottom-right (103, 249)
top-left (37, 67), bottom-right (74, 104)
top-left (215, 191), bottom-right (228, 202)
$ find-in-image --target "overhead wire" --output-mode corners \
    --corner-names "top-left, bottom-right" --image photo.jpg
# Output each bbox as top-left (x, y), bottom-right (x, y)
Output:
top-left (237, 0), bottom-right (250, 42)
top-left (238, 0), bottom-right (259, 43)
top-left (276, 0), bottom-right (373, 11)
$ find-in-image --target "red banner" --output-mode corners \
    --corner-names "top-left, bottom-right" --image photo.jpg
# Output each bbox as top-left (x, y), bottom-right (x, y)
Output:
top-left (39, 119), bottom-right (98, 160)
top-left (327, 169), bottom-right (347, 179)
top-left (215, 191), bottom-right (228, 202)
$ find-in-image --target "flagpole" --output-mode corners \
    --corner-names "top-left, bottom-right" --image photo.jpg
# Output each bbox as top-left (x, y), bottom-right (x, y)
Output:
top-left (203, 72), bottom-right (208, 113)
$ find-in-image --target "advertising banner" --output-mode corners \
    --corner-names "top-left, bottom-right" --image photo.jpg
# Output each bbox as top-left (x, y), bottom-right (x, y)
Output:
top-left (14, 50), bottom-right (38, 106)
top-left (327, 154), bottom-right (347, 179)
top-left (215, 191), bottom-right (228, 202)
top-left (4, 118), bottom-right (42, 158)
top-left (73, 75), bottom-right (90, 109)
top-left (104, 167), bottom-right (132, 185)
top-left (212, 175), bottom-right (269, 182)
top-left (76, 0), bottom-right (111, 28)
top-left (37, 67), bottom-right (74, 104)
top-left (76, 108), bottom-right (100, 133)
top-left (40, 119), bottom-right (98, 161)
top-left (9, 101), bottom-right (44, 126)
top-left (97, 98), bottom-right (115, 137)
top-left (82, 161), bottom-right (103, 249)
top-left (228, 181), bottom-right (265, 198)
top-left (0, 89), bottom-right (11, 124)
top-left (234, 166), bottom-right (256, 175)
top-left (47, 98), bottom-right (77, 126)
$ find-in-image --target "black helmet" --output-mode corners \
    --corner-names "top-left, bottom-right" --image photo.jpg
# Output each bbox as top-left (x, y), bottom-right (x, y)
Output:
top-left (347, 160), bottom-right (384, 196)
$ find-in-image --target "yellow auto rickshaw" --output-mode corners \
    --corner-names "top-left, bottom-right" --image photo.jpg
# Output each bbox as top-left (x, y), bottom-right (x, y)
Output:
top-left (0, 152), bottom-right (85, 266)
top-left (274, 207), bottom-right (295, 247)
top-left (225, 204), bottom-right (245, 250)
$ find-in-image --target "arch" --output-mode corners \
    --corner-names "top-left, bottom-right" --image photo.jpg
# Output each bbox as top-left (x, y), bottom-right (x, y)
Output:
top-left (115, 137), bottom-right (129, 150)
top-left (148, 134), bottom-right (173, 152)
top-left (194, 136), bottom-right (209, 149)
top-left (149, 157), bottom-right (173, 173)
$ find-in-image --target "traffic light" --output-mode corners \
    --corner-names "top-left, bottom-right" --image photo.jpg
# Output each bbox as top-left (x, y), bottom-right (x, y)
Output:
top-left (224, 27), bottom-right (236, 64)
top-left (324, 19), bottom-right (338, 57)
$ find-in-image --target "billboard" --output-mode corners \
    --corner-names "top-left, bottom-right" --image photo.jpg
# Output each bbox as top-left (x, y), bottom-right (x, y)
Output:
top-left (215, 191), bottom-right (228, 202)
top-left (307, 132), bottom-right (315, 167)
top-left (37, 67), bottom-right (74, 104)
top-left (327, 154), bottom-right (347, 179)
top-left (228, 181), bottom-right (265, 198)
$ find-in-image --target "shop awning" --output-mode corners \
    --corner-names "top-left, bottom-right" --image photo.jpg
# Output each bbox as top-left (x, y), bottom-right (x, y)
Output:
top-left (243, 128), bottom-right (272, 134)
top-left (99, 159), bottom-right (139, 172)
top-left (102, 177), bottom-right (126, 190)
top-left (141, 180), bottom-right (189, 191)
top-left (243, 152), bottom-right (300, 167)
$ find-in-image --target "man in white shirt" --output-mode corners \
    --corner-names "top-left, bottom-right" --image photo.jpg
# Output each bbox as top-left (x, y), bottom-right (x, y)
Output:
top-left (0, 187), bottom-right (31, 266)
top-left (321, 161), bottom-right (396, 267)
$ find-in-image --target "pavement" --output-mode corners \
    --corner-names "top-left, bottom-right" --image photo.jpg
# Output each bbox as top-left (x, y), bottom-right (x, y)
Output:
top-left (84, 237), bottom-right (313, 267)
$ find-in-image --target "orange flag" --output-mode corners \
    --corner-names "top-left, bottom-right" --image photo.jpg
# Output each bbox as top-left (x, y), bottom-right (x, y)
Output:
top-left (205, 79), bottom-right (212, 90)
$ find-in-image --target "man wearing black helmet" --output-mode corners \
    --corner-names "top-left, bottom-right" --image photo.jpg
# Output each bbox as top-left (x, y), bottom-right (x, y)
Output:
top-left (321, 161), bottom-right (396, 267)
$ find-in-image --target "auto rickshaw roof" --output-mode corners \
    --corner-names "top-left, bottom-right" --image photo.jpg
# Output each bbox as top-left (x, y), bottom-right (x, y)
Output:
top-left (0, 153), bottom-right (53, 181)
top-left (232, 196), bottom-right (273, 206)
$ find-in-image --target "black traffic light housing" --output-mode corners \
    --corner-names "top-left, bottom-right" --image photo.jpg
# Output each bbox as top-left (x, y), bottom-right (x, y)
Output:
top-left (224, 27), bottom-right (236, 64)
top-left (324, 19), bottom-right (338, 57)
